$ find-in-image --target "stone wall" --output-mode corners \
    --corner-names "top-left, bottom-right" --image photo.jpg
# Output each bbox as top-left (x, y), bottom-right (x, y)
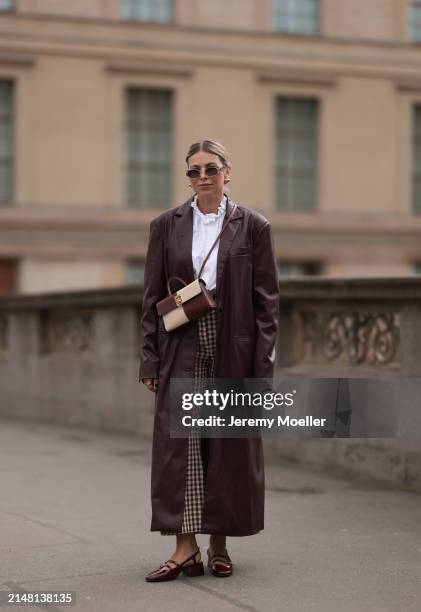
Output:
top-left (267, 277), bottom-right (421, 492)
top-left (1, 278), bottom-right (421, 491)
top-left (0, 287), bottom-right (155, 436)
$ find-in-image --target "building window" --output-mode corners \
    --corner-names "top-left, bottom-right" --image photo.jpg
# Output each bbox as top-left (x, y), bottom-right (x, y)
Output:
top-left (121, 0), bottom-right (173, 23)
top-left (0, 0), bottom-right (13, 11)
top-left (271, 0), bottom-right (318, 35)
top-left (125, 88), bottom-right (173, 208)
top-left (275, 97), bottom-right (318, 212)
top-left (0, 80), bottom-right (13, 205)
top-left (126, 259), bottom-right (145, 284)
top-left (278, 261), bottom-right (322, 277)
top-left (409, 1), bottom-right (421, 42)
top-left (412, 105), bottom-right (421, 213)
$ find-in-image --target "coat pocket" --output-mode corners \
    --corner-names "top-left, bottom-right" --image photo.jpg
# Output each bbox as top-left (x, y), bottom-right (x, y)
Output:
top-left (230, 245), bottom-right (252, 256)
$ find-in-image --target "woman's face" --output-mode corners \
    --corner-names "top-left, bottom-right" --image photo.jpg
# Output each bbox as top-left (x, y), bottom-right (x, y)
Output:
top-left (187, 151), bottom-right (231, 199)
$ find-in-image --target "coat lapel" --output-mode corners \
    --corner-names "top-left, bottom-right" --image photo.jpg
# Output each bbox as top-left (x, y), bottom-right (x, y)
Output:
top-left (174, 192), bottom-right (243, 294)
top-left (174, 196), bottom-right (195, 284)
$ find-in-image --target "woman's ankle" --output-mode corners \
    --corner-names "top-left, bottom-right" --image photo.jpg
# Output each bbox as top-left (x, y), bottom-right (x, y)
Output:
top-left (173, 537), bottom-right (200, 560)
top-left (172, 547), bottom-right (201, 564)
top-left (209, 535), bottom-right (227, 554)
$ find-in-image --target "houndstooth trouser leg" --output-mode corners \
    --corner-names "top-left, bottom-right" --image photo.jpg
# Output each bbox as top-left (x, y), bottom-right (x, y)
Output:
top-left (160, 308), bottom-right (217, 535)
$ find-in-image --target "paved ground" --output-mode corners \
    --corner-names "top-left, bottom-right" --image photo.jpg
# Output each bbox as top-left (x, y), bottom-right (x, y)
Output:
top-left (1, 417), bottom-right (420, 612)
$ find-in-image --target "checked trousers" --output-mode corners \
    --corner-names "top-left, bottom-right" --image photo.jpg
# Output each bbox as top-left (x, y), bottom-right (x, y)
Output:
top-left (160, 308), bottom-right (217, 535)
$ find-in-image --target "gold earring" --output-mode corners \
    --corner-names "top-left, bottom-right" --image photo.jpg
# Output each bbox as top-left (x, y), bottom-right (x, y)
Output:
top-left (224, 178), bottom-right (231, 184)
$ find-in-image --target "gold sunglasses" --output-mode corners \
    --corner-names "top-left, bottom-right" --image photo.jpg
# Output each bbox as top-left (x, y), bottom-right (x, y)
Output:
top-left (186, 164), bottom-right (226, 179)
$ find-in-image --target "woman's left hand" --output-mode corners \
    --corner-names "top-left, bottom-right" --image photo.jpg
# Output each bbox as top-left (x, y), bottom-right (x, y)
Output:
top-left (142, 377), bottom-right (159, 393)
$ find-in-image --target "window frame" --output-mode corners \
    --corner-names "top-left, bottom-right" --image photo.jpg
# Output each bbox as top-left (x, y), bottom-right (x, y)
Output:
top-left (120, 0), bottom-right (174, 25)
top-left (411, 103), bottom-right (421, 213)
top-left (126, 258), bottom-right (145, 285)
top-left (270, 0), bottom-right (320, 36)
top-left (124, 85), bottom-right (174, 209)
top-left (0, 0), bottom-right (14, 12)
top-left (0, 79), bottom-right (15, 206)
top-left (273, 95), bottom-right (319, 213)
top-left (409, 0), bottom-right (421, 42)
top-left (278, 260), bottom-right (323, 277)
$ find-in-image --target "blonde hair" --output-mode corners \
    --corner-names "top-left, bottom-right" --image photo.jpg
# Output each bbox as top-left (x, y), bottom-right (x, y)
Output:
top-left (185, 139), bottom-right (231, 167)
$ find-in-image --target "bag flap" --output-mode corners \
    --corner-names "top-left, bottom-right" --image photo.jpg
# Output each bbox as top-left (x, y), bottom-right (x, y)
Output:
top-left (156, 279), bottom-right (204, 316)
top-left (178, 279), bottom-right (202, 302)
top-left (156, 294), bottom-right (176, 316)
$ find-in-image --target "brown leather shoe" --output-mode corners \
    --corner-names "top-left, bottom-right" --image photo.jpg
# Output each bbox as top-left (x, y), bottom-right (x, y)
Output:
top-left (145, 548), bottom-right (204, 582)
top-left (207, 548), bottom-right (233, 577)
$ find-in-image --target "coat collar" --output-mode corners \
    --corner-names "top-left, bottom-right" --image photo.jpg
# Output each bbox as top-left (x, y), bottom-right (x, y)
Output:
top-left (174, 192), bottom-right (243, 297)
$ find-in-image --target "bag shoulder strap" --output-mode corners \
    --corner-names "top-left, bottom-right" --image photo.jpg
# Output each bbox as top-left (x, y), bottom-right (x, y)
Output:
top-left (198, 202), bottom-right (238, 279)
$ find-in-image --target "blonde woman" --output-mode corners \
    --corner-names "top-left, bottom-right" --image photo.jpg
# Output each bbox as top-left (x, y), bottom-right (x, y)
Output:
top-left (140, 139), bottom-right (279, 581)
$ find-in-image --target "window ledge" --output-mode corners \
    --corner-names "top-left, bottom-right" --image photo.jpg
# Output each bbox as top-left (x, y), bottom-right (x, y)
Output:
top-left (105, 61), bottom-right (193, 78)
top-left (0, 51), bottom-right (35, 68)
top-left (257, 70), bottom-right (337, 87)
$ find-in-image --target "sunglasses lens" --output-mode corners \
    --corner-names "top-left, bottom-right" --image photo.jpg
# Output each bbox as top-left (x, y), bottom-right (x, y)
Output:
top-left (187, 169), bottom-right (200, 178)
top-left (205, 167), bottom-right (218, 176)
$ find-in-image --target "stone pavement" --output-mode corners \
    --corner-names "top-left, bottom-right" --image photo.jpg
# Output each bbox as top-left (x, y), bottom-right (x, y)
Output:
top-left (1, 417), bottom-right (420, 612)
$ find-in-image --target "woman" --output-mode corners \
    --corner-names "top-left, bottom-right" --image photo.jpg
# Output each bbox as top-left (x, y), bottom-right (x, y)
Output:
top-left (139, 139), bottom-right (279, 582)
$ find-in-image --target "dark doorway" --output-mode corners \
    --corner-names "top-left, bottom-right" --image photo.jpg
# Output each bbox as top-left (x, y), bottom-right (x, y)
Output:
top-left (0, 259), bottom-right (18, 294)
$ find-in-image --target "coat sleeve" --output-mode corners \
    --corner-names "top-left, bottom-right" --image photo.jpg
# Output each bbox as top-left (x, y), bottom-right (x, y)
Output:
top-left (138, 220), bottom-right (166, 382)
top-left (252, 219), bottom-right (280, 379)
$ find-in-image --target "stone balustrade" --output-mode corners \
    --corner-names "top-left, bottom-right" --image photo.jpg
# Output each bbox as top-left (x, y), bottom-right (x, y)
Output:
top-left (1, 278), bottom-right (420, 491)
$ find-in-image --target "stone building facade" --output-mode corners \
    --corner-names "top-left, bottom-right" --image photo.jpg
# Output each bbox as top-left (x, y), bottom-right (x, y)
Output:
top-left (1, 0), bottom-right (421, 293)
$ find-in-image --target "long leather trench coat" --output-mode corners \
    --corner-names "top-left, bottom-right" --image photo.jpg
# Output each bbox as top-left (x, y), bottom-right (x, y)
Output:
top-left (139, 193), bottom-right (280, 536)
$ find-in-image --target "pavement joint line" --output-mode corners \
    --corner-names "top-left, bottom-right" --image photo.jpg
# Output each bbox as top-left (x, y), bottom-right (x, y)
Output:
top-left (181, 580), bottom-right (260, 611)
top-left (4, 567), bottom-right (143, 585)
top-left (4, 582), bottom-right (64, 612)
top-left (266, 485), bottom-right (324, 494)
top-left (0, 462), bottom-right (117, 472)
top-left (0, 510), bottom-right (93, 545)
top-left (0, 541), bottom-right (87, 553)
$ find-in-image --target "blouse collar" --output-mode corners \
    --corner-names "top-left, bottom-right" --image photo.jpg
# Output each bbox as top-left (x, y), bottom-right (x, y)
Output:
top-left (191, 194), bottom-right (227, 224)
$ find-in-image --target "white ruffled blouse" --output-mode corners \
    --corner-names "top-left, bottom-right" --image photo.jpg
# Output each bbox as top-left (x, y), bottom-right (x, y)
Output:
top-left (190, 193), bottom-right (227, 291)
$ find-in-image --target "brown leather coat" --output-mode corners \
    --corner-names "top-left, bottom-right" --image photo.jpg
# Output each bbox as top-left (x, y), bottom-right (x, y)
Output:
top-left (139, 193), bottom-right (279, 536)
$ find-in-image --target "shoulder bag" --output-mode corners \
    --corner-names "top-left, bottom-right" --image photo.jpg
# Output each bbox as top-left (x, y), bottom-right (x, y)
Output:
top-left (156, 203), bottom-right (237, 332)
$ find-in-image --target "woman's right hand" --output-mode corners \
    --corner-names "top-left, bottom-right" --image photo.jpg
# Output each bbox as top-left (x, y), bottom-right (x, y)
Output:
top-left (142, 378), bottom-right (159, 393)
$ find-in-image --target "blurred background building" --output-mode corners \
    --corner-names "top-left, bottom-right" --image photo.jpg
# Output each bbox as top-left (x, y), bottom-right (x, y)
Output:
top-left (1, 0), bottom-right (421, 294)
